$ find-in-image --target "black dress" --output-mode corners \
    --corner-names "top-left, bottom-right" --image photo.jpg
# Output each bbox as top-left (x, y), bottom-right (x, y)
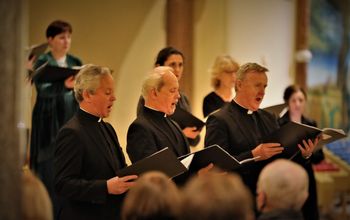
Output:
top-left (30, 52), bottom-right (82, 217)
top-left (202, 91), bottom-right (229, 117)
top-left (278, 112), bottom-right (324, 220)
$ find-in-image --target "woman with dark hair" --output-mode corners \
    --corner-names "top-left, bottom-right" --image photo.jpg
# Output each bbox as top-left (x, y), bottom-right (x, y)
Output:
top-left (137, 46), bottom-right (200, 146)
top-left (278, 85), bottom-right (324, 220)
top-left (28, 20), bottom-right (82, 217)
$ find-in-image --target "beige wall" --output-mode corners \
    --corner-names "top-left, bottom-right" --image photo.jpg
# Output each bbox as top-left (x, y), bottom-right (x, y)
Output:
top-left (28, 0), bottom-right (295, 162)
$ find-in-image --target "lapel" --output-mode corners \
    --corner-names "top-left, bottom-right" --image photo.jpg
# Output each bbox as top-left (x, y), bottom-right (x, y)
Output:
top-left (166, 118), bottom-right (190, 155)
top-left (143, 107), bottom-right (184, 156)
top-left (227, 102), bottom-right (260, 146)
top-left (102, 122), bottom-right (126, 167)
top-left (77, 110), bottom-right (118, 173)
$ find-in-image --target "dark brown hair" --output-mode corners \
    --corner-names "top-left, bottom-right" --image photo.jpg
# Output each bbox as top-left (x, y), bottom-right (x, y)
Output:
top-left (46, 20), bottom-right (72, 38)
top-left (283, 85), bottom-right (307, 103)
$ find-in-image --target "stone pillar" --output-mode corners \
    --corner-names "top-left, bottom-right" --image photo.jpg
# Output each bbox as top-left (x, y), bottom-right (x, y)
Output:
top-left (295, 0), bottom-right (310, 89)
top-left (0, 0), bottom-right (25, 219)
top-left (166, 0), bottom-right (194, 102)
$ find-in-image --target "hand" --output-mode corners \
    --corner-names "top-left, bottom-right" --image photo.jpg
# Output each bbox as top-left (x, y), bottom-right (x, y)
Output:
top-left (197, 163), bottom-right (227, 176)
top-left (298, 137), bottom-right (319, 159)
top-left (106, 175), bottom-right (138, 195)
top-left (26, 56), bottom-right (35, 71)
top-left (182, 126), bottom-right (200, 139)
top-left (64, 75), bottom-right (75, 89)
top-left (252, 143), bottom-right (283, 161)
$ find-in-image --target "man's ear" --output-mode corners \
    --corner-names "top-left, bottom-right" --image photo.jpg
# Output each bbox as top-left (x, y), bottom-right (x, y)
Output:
top-left (236, 79), bottom-right (242, 91)
top-left (150, 88), bottom-right (158, 98)
top-left (82, 90), bottom-right (92, 103)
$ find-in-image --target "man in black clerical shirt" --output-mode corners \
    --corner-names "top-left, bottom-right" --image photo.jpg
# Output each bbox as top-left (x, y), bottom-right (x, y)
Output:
top-left (205, 63), bottom-right (317, 197)
top-left (54, 64), bottom-right (137, 220)
top-left (126, 66), bottom-right (190, 163)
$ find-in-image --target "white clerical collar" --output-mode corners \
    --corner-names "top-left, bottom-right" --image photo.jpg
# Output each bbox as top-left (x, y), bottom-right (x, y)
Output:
top-left (144, 105), bottom-right (167, 117)
top-left (233, 99), bottom-right (254, 114)
top-left (80, 107), bottom-right (102, 122)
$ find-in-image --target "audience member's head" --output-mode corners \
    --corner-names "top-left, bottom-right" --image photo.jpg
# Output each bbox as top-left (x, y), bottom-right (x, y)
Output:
top-left (22, 169), bottom-right (53, 220)
top-left (256, 159), bottom-right (309, 213)
top-left (210, 55), bottom-right (239, 89)
top-left (141, 66), bottom-right (180, 115)
top-left (181, 171), bottom-right (254, 220)
top-left (122, 171), bottom-right (181, 220)
top-left (155, 47), bottom-right (184, 80)
top-left (74, 64), bottom-right (115, 118)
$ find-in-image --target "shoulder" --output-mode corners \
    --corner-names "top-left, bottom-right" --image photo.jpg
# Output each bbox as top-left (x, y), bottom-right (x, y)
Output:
top-left (66, 54), bottom-right (83, 66)
top-left (179, 92), bottom-right (191, 110)
top-left (34, 52), bottom-right (52, 69)
top-left (207, 104), bottom-right (231, 122)
top-left (302, 116), bottom-right (317, 127)
top-left (128, 116), bottom-right (152, 131)
top-left (277, 112), bottom-right (290, 126)
top-left (258, 108), bottom-right (278, 122)
top-left (204, 91), bottom-right (216, 99)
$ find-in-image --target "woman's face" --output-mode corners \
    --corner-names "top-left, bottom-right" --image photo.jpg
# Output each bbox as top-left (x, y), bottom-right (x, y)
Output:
top-left (48, 31), bottom-right (71, 55)
top-left (218, 70), bottom-right (237, 89)
top-left (163, 54), bottom-right (184, 81)
top-left (288, 90), bottom-right (306, 115)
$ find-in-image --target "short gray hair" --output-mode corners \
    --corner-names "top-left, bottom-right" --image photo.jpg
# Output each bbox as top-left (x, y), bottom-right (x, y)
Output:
top-left (236, 62), bottom-right (268, 81)
top-left (74, 64), bottom-right (112, 102)
top-left (235, 63), bottom-right (268, 91)
top-left (141, 66), bottom-right (174, 99)
top-left (257, 159), bottom-right (309, 210)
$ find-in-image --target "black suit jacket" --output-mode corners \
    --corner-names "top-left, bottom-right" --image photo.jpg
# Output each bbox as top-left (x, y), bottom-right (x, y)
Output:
top-left (127, 106), bottom-right (190, 163)
top-left (136, 93), bottom-right (200, 146)
top-left (54, 109), bottom-right (127, 220)
top-left (205, 101), bottom-right (279, 194)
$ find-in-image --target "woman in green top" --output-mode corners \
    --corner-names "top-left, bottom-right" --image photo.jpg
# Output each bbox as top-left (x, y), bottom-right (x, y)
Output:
top-left (29, 20), bottom-right (82, 216)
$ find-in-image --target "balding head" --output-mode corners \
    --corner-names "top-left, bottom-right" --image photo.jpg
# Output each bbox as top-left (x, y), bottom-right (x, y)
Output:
top-left (257, 159), bottom-right (309, 212)
top-left (141, 66), bottom-right (180, 115)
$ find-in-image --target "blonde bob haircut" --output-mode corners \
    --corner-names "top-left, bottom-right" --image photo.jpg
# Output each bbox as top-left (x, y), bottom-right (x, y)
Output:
top-left (210, 55), bottom-right (239, 89)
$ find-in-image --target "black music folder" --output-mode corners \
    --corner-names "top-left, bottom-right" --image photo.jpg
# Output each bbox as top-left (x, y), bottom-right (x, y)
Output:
top-left (262, 121), bottom-right (346, 158)
top-left (27, 43), bottom-right (48, 61)
top-left (32, 62), bottom-right (80, 82)
top-left (263, 103), bottom-right (287, 117)
top-left (116, 147), bottom-right (187, 178)
top-left (170, 107), bottom-right (205, 131)
top-left (179, 145), bottom-right (257, 173)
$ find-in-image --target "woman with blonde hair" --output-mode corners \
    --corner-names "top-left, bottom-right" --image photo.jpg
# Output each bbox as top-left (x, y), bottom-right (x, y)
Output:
top-left (202, 55), bottom-right (239, 117)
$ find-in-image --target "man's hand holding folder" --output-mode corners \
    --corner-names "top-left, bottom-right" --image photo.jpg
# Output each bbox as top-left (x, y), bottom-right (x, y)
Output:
top-left (262, 121), bottom-right (346, 159)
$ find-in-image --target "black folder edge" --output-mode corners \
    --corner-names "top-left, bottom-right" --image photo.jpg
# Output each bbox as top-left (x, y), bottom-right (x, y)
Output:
top-left (116, 147), bottom-right (187, 178)
top-left (179, 144), bottom-right (257, 173)
top-left (32, 62), bottom-right (80, 82)
top-left (169, 107), bottom-right (205, 131)
top-left (263, 122), bottom-right (322, 159)
top-left (27, 43), bottom-right (48, 61)
top-left (263, 103), bottom-right (287, 117)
